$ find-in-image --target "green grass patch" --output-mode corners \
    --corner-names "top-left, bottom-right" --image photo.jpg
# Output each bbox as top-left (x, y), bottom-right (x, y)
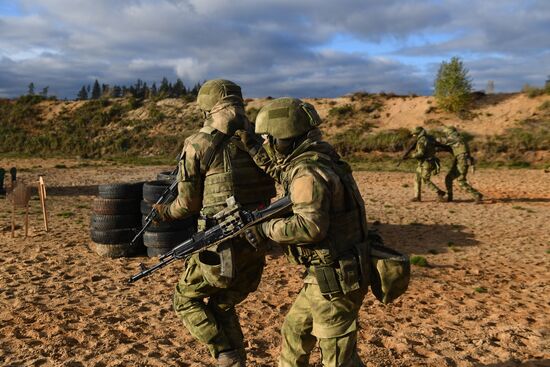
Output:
top-left (57, 211), bottom-right (75, 218)
top-left (410, 255), bottom-right (428, 267)
top-left (474, 286), bottom-right (488, 293)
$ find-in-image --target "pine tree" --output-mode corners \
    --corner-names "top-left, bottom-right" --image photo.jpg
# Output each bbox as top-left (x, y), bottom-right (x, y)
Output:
top-left (159, 77), bottom-right (170, 97)
top-left (151, 82), bottom-right (158, 97)
top-left (173, 78), bottom-right (186, 97)
top-left (27, 82), bottom-right (35, 95)
top-left (77, 86), bottom-right (88, 100)
top-left (91, 79), bottom-right (101, 99)
top-left (434, 57), bottom-right (473, 113)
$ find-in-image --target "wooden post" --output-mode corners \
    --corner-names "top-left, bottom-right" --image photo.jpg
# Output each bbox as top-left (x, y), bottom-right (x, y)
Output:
top-left (38, 177), bottom-right (49, 232)
top-left (8, 181), bottom-right (32, 238)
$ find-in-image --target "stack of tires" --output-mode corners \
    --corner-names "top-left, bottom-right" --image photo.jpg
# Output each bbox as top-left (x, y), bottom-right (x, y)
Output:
top-left (141, 178), bottom-right (197, 257)
top-left (90, 182), bottom-right (144, 258)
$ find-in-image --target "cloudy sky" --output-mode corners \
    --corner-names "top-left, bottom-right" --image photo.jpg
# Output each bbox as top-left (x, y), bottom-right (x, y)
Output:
top-left (0, 0), bottom-right (549, 99)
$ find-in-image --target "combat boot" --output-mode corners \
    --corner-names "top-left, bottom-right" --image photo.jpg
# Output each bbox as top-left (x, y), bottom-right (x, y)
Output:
top-left (217, 350), bottom-right (245, 367)
top-left (446, 193), bottom-right (453, 202)
top-left (410, 197), bottom-right (421, 202)
top-left (436, 191), bottom-right (446, 202)
top-left (474, 193), bottom-right (483, 204)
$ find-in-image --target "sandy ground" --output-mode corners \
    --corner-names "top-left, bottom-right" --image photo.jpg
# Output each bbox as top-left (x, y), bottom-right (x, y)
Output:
top-left (0, 158), bottom-right (549, 367)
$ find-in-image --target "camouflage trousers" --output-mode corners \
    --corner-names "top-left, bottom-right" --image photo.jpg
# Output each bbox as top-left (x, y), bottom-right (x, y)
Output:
top-left (444, 155), bottom-right (480, 200)
top-left (279, 282), bottom-right (367, 367)
top-left (173, 240), bottom-right (265, 360)
top-left (414, 159), bottom-right (444, 200)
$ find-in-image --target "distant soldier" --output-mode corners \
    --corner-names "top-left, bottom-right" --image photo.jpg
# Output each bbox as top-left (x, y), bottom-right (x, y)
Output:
top-left (409, 126), bottom-right (446, 202)
top-left (441, 126), bottom-right (483, 203)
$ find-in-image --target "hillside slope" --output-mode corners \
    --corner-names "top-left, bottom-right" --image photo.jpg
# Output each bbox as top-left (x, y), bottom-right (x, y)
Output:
top-left (1, 92), bottom-right (549, 166)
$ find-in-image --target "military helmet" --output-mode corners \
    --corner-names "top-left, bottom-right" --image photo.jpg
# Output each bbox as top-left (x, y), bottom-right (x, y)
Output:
top-left (197, 79), bottom-right (243, 112)
top-left (411, 126), bottom-right (425, 136)
top-left (443, 125), bottom-right (458, 135)
top-left (255, 97), bottom-right (322, 139)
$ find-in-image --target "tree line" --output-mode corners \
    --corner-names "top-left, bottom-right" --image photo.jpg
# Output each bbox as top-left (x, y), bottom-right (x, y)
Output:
top-left (76, 78), bottom-right (202, 100)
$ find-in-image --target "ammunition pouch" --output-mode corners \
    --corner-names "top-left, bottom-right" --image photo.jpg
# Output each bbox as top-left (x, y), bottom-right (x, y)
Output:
top-left (313, 253), bottom-right (362, 296)
top-left (197, 241), bottom-right (235, 288)
top-left (369, 243), bottom-right (410, 304)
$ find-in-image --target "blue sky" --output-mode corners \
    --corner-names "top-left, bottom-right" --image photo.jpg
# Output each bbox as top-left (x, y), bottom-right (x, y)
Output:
top-left (0, 0), bottom-right (549, 99)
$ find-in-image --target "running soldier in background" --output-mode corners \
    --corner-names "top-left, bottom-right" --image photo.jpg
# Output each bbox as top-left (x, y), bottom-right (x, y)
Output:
top-left (441, 126), bottom-right (483, 203)
top-left (241, 97), bottom-right (370, 367)
top-left (153, 79), bottom-right (276, 367)
top-left (410, 126), bottom-right (446, 202)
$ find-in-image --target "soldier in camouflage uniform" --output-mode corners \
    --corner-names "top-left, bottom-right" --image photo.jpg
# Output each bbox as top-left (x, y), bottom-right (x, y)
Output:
top-left (410, 126), bottom-right (446, 202)
top-left (242, 98), bottom-right (369, 367)
top-left (441, 126), bottom-right (483, 203)
top-left (154, 79), bottom-right (276, 367)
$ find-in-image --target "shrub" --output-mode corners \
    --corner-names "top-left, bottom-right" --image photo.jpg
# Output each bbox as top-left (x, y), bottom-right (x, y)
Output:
top-left (434, 56), bottom-right (473, 113)
top-left (328, 104), bottom-right (354, 117)
top-left (522, 84), bottom-right (546, 98)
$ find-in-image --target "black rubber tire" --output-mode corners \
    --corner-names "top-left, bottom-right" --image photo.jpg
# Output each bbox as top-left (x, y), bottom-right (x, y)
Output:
top-left (141, 215), bottom-right (197, 233)
top-left (90, 228), bottom-right (138, 244)
top-left (147, 247), bottom-right (173, 257)
top-left (98, 182), bottom-right (144, 200)
top-left (92, 242), bottom-right (142, 258)
top-left (92, 198), bottom-right (140, 215)
top-left (140, 200), bottom-right (153, 215)
top-left (143, 230), bottom-right (193, 248)
top-left (90, 214), bottom-right (142, 230)
top-left (143, 180), bottom-right (177, 203)
top-left (157, 171), bottom-right (176, 181)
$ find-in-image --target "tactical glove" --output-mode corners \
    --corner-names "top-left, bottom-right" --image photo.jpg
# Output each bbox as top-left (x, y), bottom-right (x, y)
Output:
top-left (235, 129), bottom-right (263, 155)
top-left (152, 203), bottom-right (171, 222)
top-left (243, 223), bottom-right (267, 249)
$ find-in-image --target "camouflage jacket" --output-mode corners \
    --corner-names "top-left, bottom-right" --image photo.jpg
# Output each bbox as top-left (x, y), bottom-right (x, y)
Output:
top-left (444, 133), bottom-right (470, 157)
top-left (259, 134), bottom-right (367, 266)
top-left (411, 134), bottom-right (438, 161)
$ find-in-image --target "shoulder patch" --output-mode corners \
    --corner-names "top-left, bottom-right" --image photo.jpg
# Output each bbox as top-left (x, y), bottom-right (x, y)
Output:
top-left (291, 175), bottom-right (315, 204)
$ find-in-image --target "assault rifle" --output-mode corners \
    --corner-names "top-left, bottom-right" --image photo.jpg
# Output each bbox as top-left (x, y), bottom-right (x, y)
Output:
top-left (129, 153), bottom-right (183, 247)
top-left (128, 195), bottom-right (292, 283)
top-left (396, 139), bottom-right (417, 167)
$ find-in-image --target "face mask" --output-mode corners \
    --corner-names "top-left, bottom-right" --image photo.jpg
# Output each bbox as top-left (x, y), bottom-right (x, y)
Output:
top-left (263, 136), bottom-right (287, 163)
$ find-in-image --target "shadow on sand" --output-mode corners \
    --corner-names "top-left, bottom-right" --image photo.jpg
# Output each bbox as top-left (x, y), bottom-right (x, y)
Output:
top-left (371, 222), bottom-right (479, 255)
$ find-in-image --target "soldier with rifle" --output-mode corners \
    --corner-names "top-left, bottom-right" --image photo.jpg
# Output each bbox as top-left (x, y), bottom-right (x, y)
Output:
top-left (405, 126), bottom-right (447, 202)
top-left (142, 79), bottom-right (276, 367)
top-left (238, 98), bottom-right (370, 366)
